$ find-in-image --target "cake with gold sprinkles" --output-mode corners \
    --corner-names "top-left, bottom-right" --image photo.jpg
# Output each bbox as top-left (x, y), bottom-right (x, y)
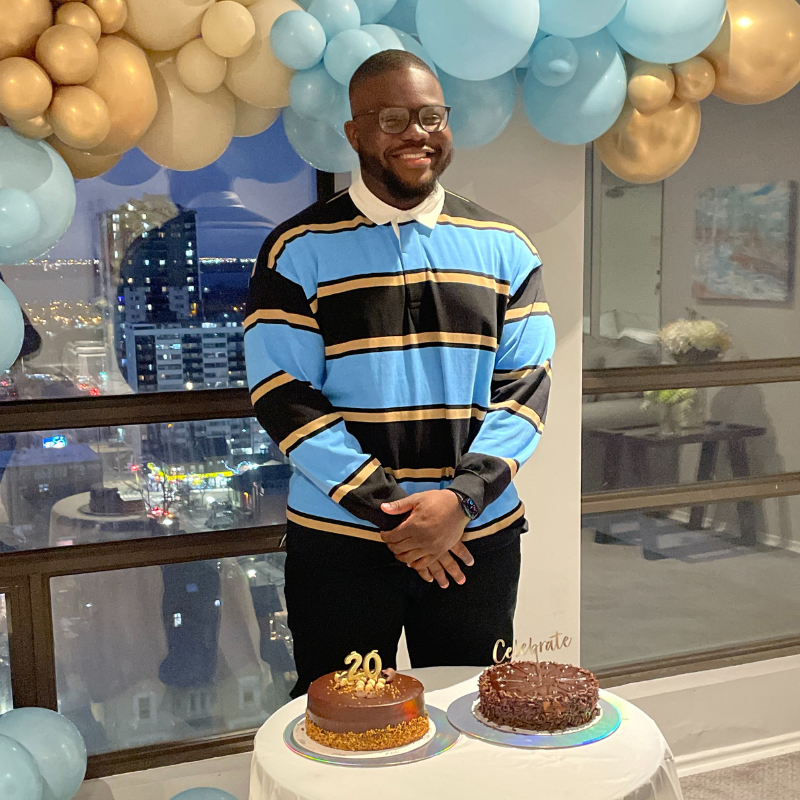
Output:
top-left (305, 650), bottom-right (429, 751)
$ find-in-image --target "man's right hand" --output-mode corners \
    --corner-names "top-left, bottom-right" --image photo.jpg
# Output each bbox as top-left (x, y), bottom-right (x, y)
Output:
top-left (413, 541), bottom-right (473, 588)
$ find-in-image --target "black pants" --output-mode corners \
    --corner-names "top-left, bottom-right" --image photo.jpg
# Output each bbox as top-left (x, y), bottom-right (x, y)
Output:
top-left (284, 531), bottom-right (521, 697)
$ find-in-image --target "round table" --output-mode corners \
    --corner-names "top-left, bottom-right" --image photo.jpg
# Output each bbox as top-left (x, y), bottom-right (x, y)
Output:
top-left (249, 667), bottom-right (683, 800)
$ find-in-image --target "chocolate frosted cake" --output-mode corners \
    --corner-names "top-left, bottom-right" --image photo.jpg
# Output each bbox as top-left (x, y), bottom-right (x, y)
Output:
top-left (477, 661), bottom-right (599, 732)
top-left (306, 658), bottom-right (429, 751)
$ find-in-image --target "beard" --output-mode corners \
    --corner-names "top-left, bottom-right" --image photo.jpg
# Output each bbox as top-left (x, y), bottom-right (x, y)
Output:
top-left (358, 148), bottom-right (453, 205)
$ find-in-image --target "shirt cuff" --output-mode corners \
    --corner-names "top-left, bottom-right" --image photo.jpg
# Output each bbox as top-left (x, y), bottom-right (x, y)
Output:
top-left (448, 470), bottom-right (489, 517)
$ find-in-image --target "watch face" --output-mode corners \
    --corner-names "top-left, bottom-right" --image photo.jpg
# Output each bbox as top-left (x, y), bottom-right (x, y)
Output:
top-left (463, 497), bottom-right (479, 520)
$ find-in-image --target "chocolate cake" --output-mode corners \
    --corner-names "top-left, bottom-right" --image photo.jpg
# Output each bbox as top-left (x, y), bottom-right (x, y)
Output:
top-left (306, 666), bottom-right (429, 751)
top-left (477, 661), bottom-right (599, 732)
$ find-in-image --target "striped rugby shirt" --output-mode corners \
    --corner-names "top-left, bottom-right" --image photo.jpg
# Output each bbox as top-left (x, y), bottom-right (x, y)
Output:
top-left (245, 182), bottom-right (555, 564)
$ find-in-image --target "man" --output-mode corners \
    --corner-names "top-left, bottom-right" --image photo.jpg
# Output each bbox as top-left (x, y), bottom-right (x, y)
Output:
top-left (245, 50), bottom-right (555, 697)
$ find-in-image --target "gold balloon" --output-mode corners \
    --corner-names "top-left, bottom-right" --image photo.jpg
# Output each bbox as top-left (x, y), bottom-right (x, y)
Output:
top-left (84, 35), bottom-right (158, 154)
top-left (176, 37), bottom-right (227, 93)
top-left (704, 0), bottom-right (800, 105)
top-left (0, 0), bottom-right (52, 60)
top-left (201, 1), bottom-right (256, 58)
top-left (596, 100), bottom-right (702, 185)
top-left (673, 56), bottom-right (716, 103)
top-left (47, 134), bottom-right (122, 177)
top-left (35, 24), bottom-right (100, 85)
top-left (56, 3), bottom-right (103, 43)
top-left (7, 112), bottom-right (53, 138)
top-left (225, 0), bottom-right (299, 108)
top-left (87, 0), bottom-right (128, 34)
top-left (0, 57), bottom-right (53, 120)
top-left (123, 0), bottom-right (215, 52)
top-left (628, 63), bottom-right (676, 116)
top-left (49, 84), bottom-right (111, 148)
top-left (138, 59), bottom-right (236, 170)
top-left (233, 96), bottom-right (279, 136)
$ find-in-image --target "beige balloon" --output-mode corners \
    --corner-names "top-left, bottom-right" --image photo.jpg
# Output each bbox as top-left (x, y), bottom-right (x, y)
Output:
top-left (234, 96), bottom-right (278, 136)
top-left (230, 0), bottom-right (258, 7)
top-left (7, 112), bottom-right (53, 138)
top-left (596, 100), bottom-right (702, 185)
top-left (225, 0), bottom-right (299, 108)
top-left (47, 134), bottom-right (122, 177)
top-left (123, 0), bottom-right (215, 52)
top-left (176, 37), bottom-right (227, 93)
top-left (36, 24), bottom-right (100, 85)
top-left (86, 0), bottom-right (128, 34)
top-left (49, 84), bottom-right (111, 148)
top-left (56, 3), bottom-right (103, 43)
top-left (673, 56), bottom-right (716, 103)
top-left (627, 63), bottom-right (675, 116)
top-left (704, 0), bottom-right (800, 105)
top-left (84, 35), bottom-right (158, 154)
top-left (201, 1), bottom-right (256, 58)
top-left (0, 57), bottom-right (53, 120)
top-left (138, 59), bottom-right (236, 170)
top-left (0, 0), bottom-right (52, 60)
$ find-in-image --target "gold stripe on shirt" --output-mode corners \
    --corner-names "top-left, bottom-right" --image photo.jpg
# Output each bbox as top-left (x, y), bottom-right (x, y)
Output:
top-left (244, 308), bottom-right (319, 330)
top-left (505, 302), bottom-right (551, 323)
top-left (463, 502), bottom-right (526, 541)
top-left (340, 406), bottom-right (487, 424)
top-left (286, 508), bottom-right (383, 542)
top-left (317, 269), bottom-right (511, 299)
top-left (330, 458), bottom-right (382, 504)
top-left (438, 214), bottom-right (540, 260)
top-left (251, 372), bottom-right (294, 404)
top-left (325, 331), bottom-right (497, 358)
top-left (279, 413), bottom-right (340, 453)
top-left (490, 400), bottom-right (544, 431)
top-left (384, 466), bottom-right (458, 481)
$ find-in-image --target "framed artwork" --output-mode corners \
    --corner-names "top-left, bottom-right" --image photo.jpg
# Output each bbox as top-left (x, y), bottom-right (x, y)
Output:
top-left (693, 181), bottom-right (797, 305)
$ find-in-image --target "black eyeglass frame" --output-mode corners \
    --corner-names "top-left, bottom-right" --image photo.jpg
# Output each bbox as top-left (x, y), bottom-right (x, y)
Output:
top-left (351, 105), bottom-right (452, 134)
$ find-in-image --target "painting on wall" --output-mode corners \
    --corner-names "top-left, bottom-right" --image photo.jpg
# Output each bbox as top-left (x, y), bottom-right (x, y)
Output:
top-left (693, 181), bottom-right (797, 305)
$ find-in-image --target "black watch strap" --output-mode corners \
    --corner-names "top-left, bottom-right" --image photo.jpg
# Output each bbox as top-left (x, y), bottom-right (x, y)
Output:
top-left (448, 489), bottom-right (480, 520)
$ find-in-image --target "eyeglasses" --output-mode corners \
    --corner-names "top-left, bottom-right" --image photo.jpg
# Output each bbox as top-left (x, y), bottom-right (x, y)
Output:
top-left (351, 105), bottom-right (451, 135)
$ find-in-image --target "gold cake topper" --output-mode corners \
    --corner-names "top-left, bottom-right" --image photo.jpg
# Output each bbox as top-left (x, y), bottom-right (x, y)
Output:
top-left (335, 650), bottom-right (386, 693)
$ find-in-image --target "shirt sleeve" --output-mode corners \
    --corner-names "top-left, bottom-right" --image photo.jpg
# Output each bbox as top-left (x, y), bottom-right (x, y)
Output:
top-left (245, 235), bottom-right (408, 530)
top-left (448, 239), bottom-right (555, 513)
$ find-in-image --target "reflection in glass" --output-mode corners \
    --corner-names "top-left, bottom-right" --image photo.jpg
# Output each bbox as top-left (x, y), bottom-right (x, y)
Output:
top-left (52, 553), bottom-right (295, 754)
top-left (0, 594), bottom-right (10, 714)
top-left (0, 421), bottom-right (289, 551)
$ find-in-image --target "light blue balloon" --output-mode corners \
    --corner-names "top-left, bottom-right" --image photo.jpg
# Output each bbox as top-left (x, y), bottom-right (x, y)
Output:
top-left (290, 63), bottom-right (340, 121)
top-left (381, 0), bottom-right (417, 33)
top-left (439, 69), bottom-right (516, 149)
top-left (270, 10), bottom-right (327, 69)
top-left (0, 130), bottom-right (76, 263)
top-left (524, 29), bottom-right (626, 145)
top-left (607, 0), bottom-right (727, 64)
top-left (283, 107), bottom-right (359, 173)
top-left (0, 735), bottom-right (43, 800)
top-left (390, 28), bottom-right (437, 75)
top-left (416, 0), bottom-right (540, 81)
top-left (0, 708), bottom-right (86, 800)
top-left (326, 84), bottom-right (353, 135)
top-left (0, 280), bottom-right (24, 373)
top-left (355, 0), bottom-right (397, 24)
top-left (308, 0), bottom-right (361, 40)
top-left (539, 0), bottom-right (626, 39)
top-left (170, 790), bottom-right (238, 800)
top-left (0, 187), bottom-right (41, 249)
top-left (324, 28), bottom-right (380, 85)
top-left (360, 23), bottom-right (403, 50)
top-left (530, 36), bottom-right (578, 87)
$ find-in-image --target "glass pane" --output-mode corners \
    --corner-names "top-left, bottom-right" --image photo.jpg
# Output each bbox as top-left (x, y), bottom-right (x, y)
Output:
top-left (582, 496), bottom-right (800, 671)
top-left (0, 123), bottom-right (316, 401)
top-left (0, 420), bottom-right (288, 551)
top-left (583, 381), bottom-right (800, 493)
top-left (52, 552), bottom-right (295, 754)
top-left (0, 593), bottom-right (10, 714)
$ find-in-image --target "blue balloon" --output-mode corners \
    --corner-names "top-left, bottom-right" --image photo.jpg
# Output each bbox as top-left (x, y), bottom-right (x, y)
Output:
top-left (0, 280), bottom-right (25, 373)
top-left (360, 23), bottom-right (403, 50)
top-left (416, 0), bottom-right (540, 81)
top-left (326, 83), bottom-right (353, 135)
top-left (271, 10), bottom-right (327, 69)
top-left (381, 0), bottom-right (417, 33)
top-left (539, 0), bottom-right (626, 38)
top-left (530, 36), bottom-right (578, 87)
top-left (390, 28), bottom-right (437, 74)
top-left (355, 0), bottom-right (397, 24)
top-left (0, 735), bottom-right (43, 800)
top-left (283, 107), bottom-right (359, 173)
top-left (0, 187), bottom-right (41, 249)
top-left (439, 70), bottom-right (516, 149)
top-left (324, 28), bottom-right (380, 85)
top-left (290, 63), bottom-right (340, 121)
top-left (607, 0), bottom-right (726, 64)
top-left (0, 130), bottom-right (76, 263)
top-left (308, 0), bottom-right (361, 40)
top-left (170, 790), bottom-right (238, 800)
top-left (0, 708), bottom-right (86, 800)
top-left (524, 29), bottom-right (626, 145)
top-left (100, 147), bottom-right (161, 186)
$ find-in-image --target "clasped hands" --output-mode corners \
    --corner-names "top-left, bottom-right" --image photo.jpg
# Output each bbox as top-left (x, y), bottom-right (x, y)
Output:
top-left (380, 490), bottom-right (474, 588)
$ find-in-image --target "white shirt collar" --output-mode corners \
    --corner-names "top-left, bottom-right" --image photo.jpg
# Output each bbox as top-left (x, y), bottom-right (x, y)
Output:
top-left (349, 173), bottom-right (445, 238)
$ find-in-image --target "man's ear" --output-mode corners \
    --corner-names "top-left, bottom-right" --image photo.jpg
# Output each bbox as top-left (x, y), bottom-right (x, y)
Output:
top-left (344, 120), bottom-right (359, 153)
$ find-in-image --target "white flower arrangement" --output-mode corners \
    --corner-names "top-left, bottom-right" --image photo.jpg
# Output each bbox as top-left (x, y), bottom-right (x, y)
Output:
top-left (659, 318), bottom-right (732, 358)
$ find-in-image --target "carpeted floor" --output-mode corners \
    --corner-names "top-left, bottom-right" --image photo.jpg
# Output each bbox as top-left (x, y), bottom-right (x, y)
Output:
top-left (681, 752), bottom-right (800, 799)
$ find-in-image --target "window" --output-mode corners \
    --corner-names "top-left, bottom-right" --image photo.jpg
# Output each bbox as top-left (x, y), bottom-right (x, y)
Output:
top-left (0, 594), bottom-right (10, 714)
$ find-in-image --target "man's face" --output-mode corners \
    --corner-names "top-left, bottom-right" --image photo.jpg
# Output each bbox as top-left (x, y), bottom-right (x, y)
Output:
top-left (344, 67), bottom-right (454, 205)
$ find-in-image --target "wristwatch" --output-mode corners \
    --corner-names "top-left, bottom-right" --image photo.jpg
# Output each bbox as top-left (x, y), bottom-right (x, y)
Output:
top-left (447, 489), bottom-right (480, 521)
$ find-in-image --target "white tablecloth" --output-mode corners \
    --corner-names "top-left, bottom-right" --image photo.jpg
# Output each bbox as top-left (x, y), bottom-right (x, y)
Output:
top-left (249, 667), bottom-right (683, 800)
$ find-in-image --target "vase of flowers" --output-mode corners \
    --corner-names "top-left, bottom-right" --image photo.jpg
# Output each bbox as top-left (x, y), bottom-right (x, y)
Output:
top-left (643, 388), bottom-right (705, 436)
top-left (659, 318), bottom-right (731, 365)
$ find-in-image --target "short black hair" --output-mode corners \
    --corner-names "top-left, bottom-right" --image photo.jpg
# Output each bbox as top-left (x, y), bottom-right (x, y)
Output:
top-left (349, 49), bottom-right (438, 102)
